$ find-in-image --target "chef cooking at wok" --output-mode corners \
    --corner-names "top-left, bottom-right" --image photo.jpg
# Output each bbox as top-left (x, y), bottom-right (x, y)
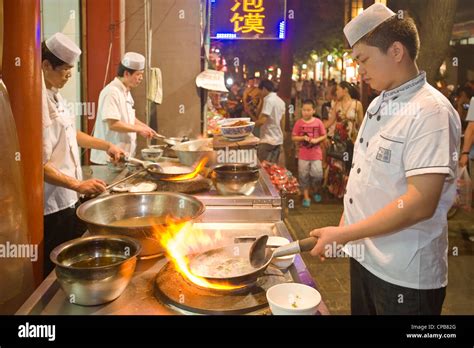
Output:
top-left (308, 4), bottom-right (461, 315)
top-left (90, 52), bottom-right (158, 164)
top-left (42, 33), bottom-right (125, 277)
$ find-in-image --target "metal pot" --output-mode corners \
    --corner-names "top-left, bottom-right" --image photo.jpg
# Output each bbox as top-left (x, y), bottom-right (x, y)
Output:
top-left (50, 235), bottom-right (141, 306)
top-left (172, 138), bottom-right (216, 167)
top-left (212, 163), bottom-right (260, 196)
top-left (76, 192), bottom-right (205, 257)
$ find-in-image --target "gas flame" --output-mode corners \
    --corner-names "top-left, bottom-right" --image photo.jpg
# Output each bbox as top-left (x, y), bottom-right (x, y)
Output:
top-left (155, 216), bottom-right (244, 290)
top-left (162, 157), bottom-right (209, 182)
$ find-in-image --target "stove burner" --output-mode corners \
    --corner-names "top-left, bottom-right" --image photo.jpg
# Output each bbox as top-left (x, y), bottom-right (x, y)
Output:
top-left (154, 261), bottom-right (288, 314)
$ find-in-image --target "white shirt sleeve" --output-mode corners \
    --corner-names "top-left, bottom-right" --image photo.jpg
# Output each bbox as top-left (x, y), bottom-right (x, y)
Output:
top-left (261, 98), bottom-right (272, 117)
top-left (403, 105), bottom-right (458, 179)
top-left (465, 97), bottom-right (474, 122)
top-left (99, 89), bottom-right (122, 121)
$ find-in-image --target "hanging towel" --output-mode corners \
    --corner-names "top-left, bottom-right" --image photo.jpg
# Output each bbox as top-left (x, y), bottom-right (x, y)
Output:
top-left (147, 67), bottom-right (163, 104)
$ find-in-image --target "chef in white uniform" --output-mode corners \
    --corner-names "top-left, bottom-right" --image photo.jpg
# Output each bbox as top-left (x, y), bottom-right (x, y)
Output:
top-left (42, 33), bottom-right (124, 276)
top-left (90, 52), bottom-right (157, 164)
top-left (309, 4), bottom-right (461, 315)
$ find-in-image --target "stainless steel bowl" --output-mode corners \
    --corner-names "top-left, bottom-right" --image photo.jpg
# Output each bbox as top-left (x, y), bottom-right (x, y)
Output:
top-left (172, 138), bottom-right (217, 167)
top-left (76, 192), bottom-right (205, 257)
top-left (50, 235), bottom-right (141, 306)
top-left (212, 163), bottom-right (260, 196)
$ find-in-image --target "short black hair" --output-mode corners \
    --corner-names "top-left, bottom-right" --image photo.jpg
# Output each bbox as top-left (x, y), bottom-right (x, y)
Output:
top-left (117, 63), bottom-right (138, 77)
top-left (41, 42), bottom-right (68, 69)
top-left (302, 99), bottom-right (315, 108)
top-left (258, 79), bottom-right (274, 92)
top-left (357, 13), bottom-right (420, 61)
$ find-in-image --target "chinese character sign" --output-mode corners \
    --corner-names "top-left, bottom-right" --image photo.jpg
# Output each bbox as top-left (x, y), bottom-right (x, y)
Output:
top-left (211, 0), bottom-right (286, 40)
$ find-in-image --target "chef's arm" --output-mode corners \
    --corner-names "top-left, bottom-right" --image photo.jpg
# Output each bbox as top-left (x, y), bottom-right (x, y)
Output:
top-left (107, 119), bottom-right (140, 133)
top-left (255, 113), bottom-right (268, 127)
top-left (336, 173), bottom-right (446, 243)
top-left (339, 213), bottom-right (344, 227)
top-left (76, 131), bottom-right (111, 151)
top-left (44, 162), bottom-right (106, 194)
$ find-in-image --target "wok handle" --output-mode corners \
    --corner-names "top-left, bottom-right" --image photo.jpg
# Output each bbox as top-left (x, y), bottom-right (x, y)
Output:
top-left (272, 237), bottom-right (317, 258)
top-left (298, 237), bottom-right (318, 252)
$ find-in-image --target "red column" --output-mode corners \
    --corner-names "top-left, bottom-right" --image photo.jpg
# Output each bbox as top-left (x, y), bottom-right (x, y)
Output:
top-left (84, 0), bottom-right (121, 163)
top-left (2, 0), bottom-right (43, 284)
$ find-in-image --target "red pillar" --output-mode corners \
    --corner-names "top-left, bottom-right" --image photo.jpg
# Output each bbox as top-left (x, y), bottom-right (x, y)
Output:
top-left (83, 0), bottom-right (122, 163)
top-left (2, 0), bottom-right (43, 284)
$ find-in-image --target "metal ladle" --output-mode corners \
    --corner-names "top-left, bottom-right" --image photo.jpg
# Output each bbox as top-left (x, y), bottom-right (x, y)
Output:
top-left (124, 156), bottom-right (163, 172)
top-left (249, 235), bottom-right (318, 268)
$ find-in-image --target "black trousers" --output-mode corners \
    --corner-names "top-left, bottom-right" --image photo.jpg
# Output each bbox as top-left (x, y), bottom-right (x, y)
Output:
top-left (350, 258), bottom-right (446, 315)
top-left (43, 203), bottom-right (86, 278)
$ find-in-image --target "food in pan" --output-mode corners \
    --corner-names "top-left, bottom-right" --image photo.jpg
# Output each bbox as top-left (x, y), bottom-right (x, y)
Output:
top-left (189, 255), bottom-right (255, 278)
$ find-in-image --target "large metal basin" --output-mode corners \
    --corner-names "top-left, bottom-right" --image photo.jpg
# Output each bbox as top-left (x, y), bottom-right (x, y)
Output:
top-left (76, 192), bottom-right (205, 257)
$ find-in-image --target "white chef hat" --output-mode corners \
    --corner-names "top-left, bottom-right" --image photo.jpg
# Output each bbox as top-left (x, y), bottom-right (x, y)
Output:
top-left (343, 3), bottom-right (396, 47)
top-left (45, 33), bottom-right (82, 65)
top-left (122, 52), bottom-right (145, 70)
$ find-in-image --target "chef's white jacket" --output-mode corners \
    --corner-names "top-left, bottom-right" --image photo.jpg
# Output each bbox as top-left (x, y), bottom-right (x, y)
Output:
top-left (91, 77), bottom-right (137, 164)
top-left (43, 88), bottom-right (82, 215)
top-left (343, 72), bottom-right (461, 289)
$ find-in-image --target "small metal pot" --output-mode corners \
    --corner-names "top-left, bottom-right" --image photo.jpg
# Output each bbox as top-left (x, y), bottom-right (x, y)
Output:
top-left (212, 163), bottom-right (260, 196)
top-left (50, 235), bottom-right (141, 306)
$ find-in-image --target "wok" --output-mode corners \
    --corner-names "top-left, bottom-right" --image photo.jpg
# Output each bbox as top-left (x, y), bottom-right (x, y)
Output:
top-left (188, 236), bottom-right (313, 286)
top-left (76, 192), bottom-right (205, 257)
top-left (125, 157), bottom-right (195, 180)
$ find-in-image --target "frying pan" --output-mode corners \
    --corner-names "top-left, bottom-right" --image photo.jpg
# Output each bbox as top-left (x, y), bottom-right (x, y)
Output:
top-left (188, 237), bottom-right (312, 286)
top-left (125, 157), bottom-right (195, 180)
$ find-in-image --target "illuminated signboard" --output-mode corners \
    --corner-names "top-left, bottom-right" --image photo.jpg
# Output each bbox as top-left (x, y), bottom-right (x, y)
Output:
top-left (210, 0), bottom-right (287, 40)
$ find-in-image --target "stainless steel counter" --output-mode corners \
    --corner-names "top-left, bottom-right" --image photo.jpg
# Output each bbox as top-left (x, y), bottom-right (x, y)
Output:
top-left (17, 164), bottom-right (328, 315)
top-left (16, 221), bottom-right (328, 315)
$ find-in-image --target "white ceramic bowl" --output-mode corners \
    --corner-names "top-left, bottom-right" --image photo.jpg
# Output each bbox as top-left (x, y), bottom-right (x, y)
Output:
top-left (268, 236), bottom-right (295, 269)
top-left (266, 283), bottom-right (321, 315)
top-left (141, 148), bottom-right (163, 162)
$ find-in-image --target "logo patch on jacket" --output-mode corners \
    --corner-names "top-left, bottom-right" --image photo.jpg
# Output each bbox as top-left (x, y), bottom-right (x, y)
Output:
top-left (376, 147), bottom-right (391, 163)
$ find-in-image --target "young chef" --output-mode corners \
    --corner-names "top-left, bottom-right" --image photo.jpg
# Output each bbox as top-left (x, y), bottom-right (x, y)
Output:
top-left (42, 33), bottom-right (125, 276)
top-left (309, 4), bottom-right (461, 314)
top-left (90, 52), bottom-right (157, 164)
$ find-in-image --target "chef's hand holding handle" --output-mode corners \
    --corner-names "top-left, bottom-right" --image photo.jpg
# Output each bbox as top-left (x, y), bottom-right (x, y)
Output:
top-left (73, 179), bottom-right (107, 195)
top-left (272, 237), bottom-right (318, 258)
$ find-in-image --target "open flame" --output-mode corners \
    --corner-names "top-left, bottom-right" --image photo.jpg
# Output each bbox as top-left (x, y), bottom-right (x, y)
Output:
top-left (155, 216), bottom-right (244, 290)
top-left (162, 157), bottom-right (209, 182)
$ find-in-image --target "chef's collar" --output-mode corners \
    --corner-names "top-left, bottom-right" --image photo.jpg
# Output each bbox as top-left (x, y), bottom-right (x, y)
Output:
top-left (383, 71), bottom-right (426, 101)
top-left (367, 71), bottom-right (426, 116)
top-left (114, 77), bottom-right (130, 93)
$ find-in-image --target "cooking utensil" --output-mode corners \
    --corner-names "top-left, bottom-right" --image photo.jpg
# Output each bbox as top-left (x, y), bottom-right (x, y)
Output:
top-left (249, 235), bottom-right (317, 268)
top-left (76, 192), bottom-right (205, 257)
top-left (125, 156), bottom-right (195, 180)
top-left (172, 138), bottom-right (216, 167)
top-left (212, 163), bottom-right (259, 196)
top-left (188, 234), bottom-right (317, 286)
top-left (50, 235), bottom-right (141, 306)
top-left (125, 156), bottom-right (163, 171)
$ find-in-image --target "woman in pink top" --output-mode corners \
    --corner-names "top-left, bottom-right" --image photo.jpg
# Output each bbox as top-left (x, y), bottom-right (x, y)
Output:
top-left (292, 99), bottom-right (327, 207)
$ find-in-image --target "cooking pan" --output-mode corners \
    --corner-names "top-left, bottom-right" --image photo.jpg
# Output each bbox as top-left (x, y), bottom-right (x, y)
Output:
top-left (188, 237), bottom-right (311, 286)
top-left (126, 157), bottom-right (195, 180)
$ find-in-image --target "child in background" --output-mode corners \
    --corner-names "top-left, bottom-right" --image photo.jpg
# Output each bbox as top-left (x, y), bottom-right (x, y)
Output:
top-left (292, 99), bottom-right (327, 207)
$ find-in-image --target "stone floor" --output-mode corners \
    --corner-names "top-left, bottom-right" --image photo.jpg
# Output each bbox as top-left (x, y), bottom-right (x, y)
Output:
top-left (285, 198), bottom-right (474, 315)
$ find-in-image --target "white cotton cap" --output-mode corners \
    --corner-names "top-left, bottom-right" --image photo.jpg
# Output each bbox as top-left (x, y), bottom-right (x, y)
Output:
top-left (122, 52), bottom-right (145, 70)
top-left (45, 32), bottom-right (81, 65)
top-left (343, 3), bottom-right (396, 47)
